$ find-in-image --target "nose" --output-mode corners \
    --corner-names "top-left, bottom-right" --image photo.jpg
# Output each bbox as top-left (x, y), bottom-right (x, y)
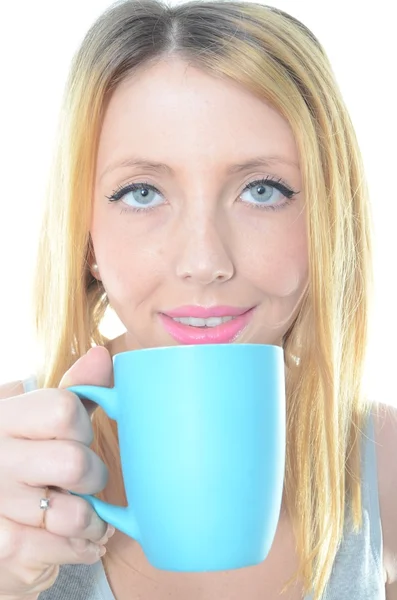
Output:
top-left (174, 215), bottom-right (235, 285)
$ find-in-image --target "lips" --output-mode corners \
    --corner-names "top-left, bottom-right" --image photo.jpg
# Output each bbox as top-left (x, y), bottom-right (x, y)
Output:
top-left (162, 305), bottom-right (253, 319)
top-left (158, 307), bottom-right (256, 345)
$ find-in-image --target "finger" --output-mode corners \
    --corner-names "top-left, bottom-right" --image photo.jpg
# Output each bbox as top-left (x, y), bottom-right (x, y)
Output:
top-left (59, 346), bottom-right (114, 418)
top-left (0, 517), bottom-right (104, 593)
top-left (0, 389), bottom-right (94, 445)
top-left (0, 484), bottom-right (108, 543)
top-left (0, 438), bottom-right (108, 493)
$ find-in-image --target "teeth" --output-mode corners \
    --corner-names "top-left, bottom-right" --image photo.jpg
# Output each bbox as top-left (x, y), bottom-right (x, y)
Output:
top-left (172, 316), bottom-right (235, 328)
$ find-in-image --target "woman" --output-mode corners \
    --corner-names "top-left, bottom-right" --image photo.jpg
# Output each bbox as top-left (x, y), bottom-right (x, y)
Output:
top-left (0, 1), bottom-right (395, 599)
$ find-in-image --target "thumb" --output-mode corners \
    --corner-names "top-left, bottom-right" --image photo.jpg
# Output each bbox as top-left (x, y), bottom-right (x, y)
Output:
top-left (59, 346), bottom-right (114, 417)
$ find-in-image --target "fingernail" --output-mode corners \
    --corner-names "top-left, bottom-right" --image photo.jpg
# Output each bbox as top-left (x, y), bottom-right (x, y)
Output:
top-left (97, 525), bottom-right (115, 545)
top-left (106, 525), bottom-right (116, 538)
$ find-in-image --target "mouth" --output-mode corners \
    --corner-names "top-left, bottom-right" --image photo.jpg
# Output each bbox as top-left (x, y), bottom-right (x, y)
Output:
top-left (158, 307), bottom-right (256, 345)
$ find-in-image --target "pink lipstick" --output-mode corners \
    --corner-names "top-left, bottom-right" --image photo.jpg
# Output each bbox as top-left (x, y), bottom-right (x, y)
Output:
top-left (159, 305), bottom-right (255, 345)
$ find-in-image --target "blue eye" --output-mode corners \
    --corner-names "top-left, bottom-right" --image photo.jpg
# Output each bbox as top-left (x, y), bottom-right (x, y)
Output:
top-left (106, 182), bottom-right (164, 212)
top-left (240, 178), bottom-right (297, 210)
top-left (105, 176), bottom-right (299, 214)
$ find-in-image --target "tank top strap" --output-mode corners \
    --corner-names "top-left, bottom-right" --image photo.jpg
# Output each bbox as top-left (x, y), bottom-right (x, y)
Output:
top-left (22, 375), bottom-right (38, 392)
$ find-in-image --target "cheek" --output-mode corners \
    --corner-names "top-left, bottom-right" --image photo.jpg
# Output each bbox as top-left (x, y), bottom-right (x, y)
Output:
top-left (241, 224), bottom-right (308, 296)
top-left (90, 211), bottom-right (167, 298)
top-left (262, 251), bottom-right (308, 297)
top-left (103, 246), bottom-right (166, 299)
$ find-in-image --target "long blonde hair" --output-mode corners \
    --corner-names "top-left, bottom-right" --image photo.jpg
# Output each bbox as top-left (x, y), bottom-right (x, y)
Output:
top-left (31, 1), bottom-right (375, 598)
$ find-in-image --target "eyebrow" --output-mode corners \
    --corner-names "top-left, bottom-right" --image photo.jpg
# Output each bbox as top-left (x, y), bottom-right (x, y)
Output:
top-left (100, 154), bottom-right (299, 182)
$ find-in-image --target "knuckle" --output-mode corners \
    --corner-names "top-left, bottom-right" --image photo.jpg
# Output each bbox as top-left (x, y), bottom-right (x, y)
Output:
top-left (19, 567), bottom-right (49, 589)
top-left (51, 391), bottom-right (81, 432)
top-left (0, 523), bottom-right (21, 559)
top-left (72, 497), bottom-right (95, 532)
top-left (62, 442), bottom-right (90, 484)
top-left (70, 536), bottom-right (93, 554)
top-left (29, 565), bottom-right (60, 593)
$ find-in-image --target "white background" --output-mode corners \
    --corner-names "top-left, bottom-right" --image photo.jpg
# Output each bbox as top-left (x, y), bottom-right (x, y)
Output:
top-left (0, 1), bottom-right (395, 406)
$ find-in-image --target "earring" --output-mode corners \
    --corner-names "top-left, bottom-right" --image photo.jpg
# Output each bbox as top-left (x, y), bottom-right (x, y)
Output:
top-left (92, 263), bottom-right (99, 272)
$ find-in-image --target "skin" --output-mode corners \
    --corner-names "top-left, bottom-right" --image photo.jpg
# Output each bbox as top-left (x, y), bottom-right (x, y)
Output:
top-left (90, 58), bottom-right (309, 354)
top-left (88, 58), bottom-right (310, 592)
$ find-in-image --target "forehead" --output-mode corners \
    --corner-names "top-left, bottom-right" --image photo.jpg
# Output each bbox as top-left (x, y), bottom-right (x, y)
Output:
top-left (96, 59), bottom-right (300, 176)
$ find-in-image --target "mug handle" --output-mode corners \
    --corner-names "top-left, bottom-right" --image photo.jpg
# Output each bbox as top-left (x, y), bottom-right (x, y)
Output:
top-left (65, 385), bottom-right (141, 541)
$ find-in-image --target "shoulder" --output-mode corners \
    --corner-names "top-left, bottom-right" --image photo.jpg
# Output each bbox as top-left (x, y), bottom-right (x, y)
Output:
top-left (371, 401), bottom-right (397, 588)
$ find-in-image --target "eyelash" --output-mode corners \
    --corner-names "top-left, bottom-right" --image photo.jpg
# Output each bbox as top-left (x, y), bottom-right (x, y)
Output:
top-left (105, 175), bottom-right (299, 214)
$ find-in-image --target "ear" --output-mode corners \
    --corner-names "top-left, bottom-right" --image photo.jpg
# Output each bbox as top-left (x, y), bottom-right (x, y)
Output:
top-left (86, 233), bottom-right (100, 279)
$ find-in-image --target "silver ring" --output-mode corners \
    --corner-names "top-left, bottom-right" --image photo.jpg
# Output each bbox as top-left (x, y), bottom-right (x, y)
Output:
top-left (39, 486), bottom-right (51, 528)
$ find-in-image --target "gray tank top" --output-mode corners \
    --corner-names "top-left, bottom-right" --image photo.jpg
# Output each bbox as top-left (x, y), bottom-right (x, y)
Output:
top-left (21, 376), bottom-right (384, 599)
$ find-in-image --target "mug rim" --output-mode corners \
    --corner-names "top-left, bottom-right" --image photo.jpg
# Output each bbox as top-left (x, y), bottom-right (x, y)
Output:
top-left (113, 343), bottom-right (283, 359)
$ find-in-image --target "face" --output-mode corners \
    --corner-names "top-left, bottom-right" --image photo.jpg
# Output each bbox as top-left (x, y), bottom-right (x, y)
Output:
top-left (90, 58), bottom-right (309, 352)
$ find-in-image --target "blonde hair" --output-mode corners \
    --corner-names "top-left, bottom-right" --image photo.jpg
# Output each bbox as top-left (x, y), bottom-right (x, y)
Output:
top-left (31, 1), bottom-right (376, 598)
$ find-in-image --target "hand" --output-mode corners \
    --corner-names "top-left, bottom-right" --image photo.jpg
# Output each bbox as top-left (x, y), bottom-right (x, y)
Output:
top-left (0, 346), bottom-right (114, 598)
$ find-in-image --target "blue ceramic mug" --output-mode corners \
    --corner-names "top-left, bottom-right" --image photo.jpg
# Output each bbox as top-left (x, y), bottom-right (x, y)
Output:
top-left (66, 343), bottom-right (286, 572)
